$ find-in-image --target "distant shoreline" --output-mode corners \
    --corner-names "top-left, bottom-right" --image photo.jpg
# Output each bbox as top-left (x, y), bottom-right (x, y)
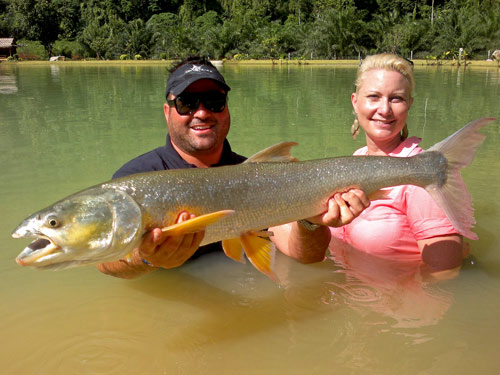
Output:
top-left (3, 59), bottom-right (499, 68)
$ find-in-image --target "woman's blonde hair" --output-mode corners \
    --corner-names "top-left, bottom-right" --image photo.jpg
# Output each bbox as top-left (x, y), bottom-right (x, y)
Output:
top-left (351, 53), bottom-right (415, 140)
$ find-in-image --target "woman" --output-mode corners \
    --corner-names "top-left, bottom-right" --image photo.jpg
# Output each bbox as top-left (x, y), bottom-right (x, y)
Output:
top-left (272, 53), bottom-right (467, 275)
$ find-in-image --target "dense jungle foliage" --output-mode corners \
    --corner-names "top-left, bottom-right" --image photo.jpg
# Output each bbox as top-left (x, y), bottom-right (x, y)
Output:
top-left (1, 0), bottom-right (499, 60)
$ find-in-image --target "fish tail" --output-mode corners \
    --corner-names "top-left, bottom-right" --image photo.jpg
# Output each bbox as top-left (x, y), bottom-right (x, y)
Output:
top-left (425, 117), bottom-right (495, 239)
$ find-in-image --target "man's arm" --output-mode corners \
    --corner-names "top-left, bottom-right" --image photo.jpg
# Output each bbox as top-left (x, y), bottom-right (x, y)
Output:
top-left (270, 189), bottom-right (370, 263)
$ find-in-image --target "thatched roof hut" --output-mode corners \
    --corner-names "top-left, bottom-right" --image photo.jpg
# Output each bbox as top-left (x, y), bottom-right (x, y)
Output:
top-left (0, 38), bottom-right (17, 59)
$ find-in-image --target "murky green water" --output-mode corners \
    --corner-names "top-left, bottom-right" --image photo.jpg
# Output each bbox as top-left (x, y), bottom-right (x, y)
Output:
top-left (1, 62), bottom-right (499, 374)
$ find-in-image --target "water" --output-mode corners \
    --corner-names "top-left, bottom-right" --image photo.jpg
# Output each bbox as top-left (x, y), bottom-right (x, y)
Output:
top-left (1, 62), bottom-right (499, 374)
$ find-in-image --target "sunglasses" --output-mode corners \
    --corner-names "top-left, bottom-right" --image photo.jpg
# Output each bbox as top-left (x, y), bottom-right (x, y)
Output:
top-left (167, 91), bottom-right (227, 115)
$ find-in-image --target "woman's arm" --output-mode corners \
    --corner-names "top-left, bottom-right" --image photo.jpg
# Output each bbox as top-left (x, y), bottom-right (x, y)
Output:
top-left (418, 234), bottom-right (467, 280)
top-left (271, 189), bottom-right (370, 263)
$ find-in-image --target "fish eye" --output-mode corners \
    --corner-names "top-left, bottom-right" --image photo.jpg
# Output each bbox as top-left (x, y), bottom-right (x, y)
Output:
top-left (46, 215), bottom-right (60, 228)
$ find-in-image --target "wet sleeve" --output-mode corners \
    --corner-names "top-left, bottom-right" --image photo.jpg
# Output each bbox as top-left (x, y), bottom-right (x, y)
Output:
top-left (404, 186), bottom-right (459, 240)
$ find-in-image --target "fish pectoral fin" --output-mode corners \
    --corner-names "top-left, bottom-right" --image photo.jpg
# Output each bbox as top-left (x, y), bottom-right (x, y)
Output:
top-left (244, 141), bottom-right (299, 163)
top-left (368, 189), bottom-right (391, 201)
top-left (240, 232), bottom-right (279, 283)
top-left (160, 210), bottom-right (235, 236)
top-left (222, 238), bottom-right (245, 263)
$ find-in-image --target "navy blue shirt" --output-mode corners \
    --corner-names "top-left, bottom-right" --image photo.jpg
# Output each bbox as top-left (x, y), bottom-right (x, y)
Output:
top-left (114, 134), bottom-right (246, 178)
top-left (113, 134), bottom-right (246, 257)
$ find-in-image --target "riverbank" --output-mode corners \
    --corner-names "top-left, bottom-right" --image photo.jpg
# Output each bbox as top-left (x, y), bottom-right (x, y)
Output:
top-left (2, 58), bottom-right (499, 68)
top-left (226, 59), bottom-right (500, 68)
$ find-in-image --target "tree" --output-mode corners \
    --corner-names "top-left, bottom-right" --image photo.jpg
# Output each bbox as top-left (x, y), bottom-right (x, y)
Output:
top-left (430, 0), bottom-right (493, 58)
top-left (308, 5), bottom-right (368, 58)
top-left (2, 0), bottom-right (499, 61)
top-left (80, 20), bottom-right (110, 59)
top-left (56, 0), bottom-right (82, 40)
top-left (193, 11), bottom-right (224, 58)
top-left (123, 18), bottom-right (153, 58)
top-left (251, 19), bottom-right (284, 59)
top-left (8, 0), bottom-right (61, 55)
top-left (280, 14), bottom-right (306, 55)
top-left (147, 12), bottom-right (193, 58)
top-left (370, 11), bottom-right (430, 56)
top-left (0, 0), bottom-right (13, 36)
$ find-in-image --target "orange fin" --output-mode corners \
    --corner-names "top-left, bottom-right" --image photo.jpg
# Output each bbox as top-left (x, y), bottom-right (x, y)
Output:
top-left (368, 189), bottom-right (391, 201)
top-left (240, 232), bottom-right (279, 283)
top-left (253, 230), bottom-right (274, 237)
top-left (222, 238), bottom-right (245, 263)
top-left (161, 210), bottom-right (234, 236)
top-left (244, 142), bottom-right (299, 163)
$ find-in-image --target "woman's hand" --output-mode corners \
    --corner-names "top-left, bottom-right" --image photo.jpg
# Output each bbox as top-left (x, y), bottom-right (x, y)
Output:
top-left (271, 189), bottom-right (370, 263)
top-left (306, 189), bottom-right (370, 227)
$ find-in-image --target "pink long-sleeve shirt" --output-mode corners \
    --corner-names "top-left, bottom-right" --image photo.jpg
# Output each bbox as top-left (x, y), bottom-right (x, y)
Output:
top-left (330, 136), bottom-right (459, 259)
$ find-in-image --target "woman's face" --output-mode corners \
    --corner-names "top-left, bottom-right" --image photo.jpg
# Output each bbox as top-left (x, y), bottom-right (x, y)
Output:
top-left (352, 69), bottom-right (413, 145)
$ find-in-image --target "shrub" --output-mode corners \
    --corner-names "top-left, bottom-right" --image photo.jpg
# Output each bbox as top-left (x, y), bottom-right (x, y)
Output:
top-left (104, 51), bottom-right (117, 60)
top-left (120, 54), bottom-right (129, 60)
top-left (53, 40), bottom-right (84, 59)
top-left (16, 39), bottom-right (48, 60)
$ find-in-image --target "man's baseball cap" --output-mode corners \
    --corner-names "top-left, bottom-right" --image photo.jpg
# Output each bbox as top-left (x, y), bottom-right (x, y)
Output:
top-left (165, 63), bottom-right (231, 97)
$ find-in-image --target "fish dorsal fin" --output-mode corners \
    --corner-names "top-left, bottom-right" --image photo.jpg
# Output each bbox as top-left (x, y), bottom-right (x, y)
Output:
top-left (160, 210), bottom-right (234, 236)
top-left (244, 141), bottom-right (299, 163)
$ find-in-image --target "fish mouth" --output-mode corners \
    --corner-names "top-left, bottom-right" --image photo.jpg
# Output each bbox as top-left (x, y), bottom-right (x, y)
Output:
top-left (16, 235), bottom-right (62, 266)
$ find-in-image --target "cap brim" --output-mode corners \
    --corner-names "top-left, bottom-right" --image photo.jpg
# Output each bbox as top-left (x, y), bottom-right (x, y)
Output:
top-left (169, 78), bottom-right (230, 96)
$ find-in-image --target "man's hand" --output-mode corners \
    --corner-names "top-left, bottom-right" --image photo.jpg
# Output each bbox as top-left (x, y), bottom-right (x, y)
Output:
top-left (139, 212), bottom-right (205, 268)
top-left (306, 189), bottom-right (370, 227)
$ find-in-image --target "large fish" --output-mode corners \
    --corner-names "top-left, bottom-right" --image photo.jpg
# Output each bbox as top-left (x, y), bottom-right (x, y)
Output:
top-left (12, 118), bottom-right (494, 280)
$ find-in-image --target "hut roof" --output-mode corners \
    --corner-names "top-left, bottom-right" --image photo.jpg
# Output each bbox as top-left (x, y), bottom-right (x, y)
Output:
top-left (0, 38), bottom-right (15, 48)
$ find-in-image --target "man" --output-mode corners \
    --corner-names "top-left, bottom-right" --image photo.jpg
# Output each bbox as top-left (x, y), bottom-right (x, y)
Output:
top-left (98, 56), bottom-right (369, 279)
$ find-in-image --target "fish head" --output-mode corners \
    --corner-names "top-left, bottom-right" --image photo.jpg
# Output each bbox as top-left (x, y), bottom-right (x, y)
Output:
top-left (12, 188), bottom-right (142, 269)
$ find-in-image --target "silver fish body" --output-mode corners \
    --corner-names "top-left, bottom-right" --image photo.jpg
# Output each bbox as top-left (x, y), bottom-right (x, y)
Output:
top-left (105, 150), bottom-right (445, 245)
top-left (12, 118), bottom-right (494, 275)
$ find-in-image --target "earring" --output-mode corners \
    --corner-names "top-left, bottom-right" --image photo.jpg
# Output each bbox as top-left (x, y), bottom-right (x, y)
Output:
top-left (401, 123), bottom-right (409, 140)
top-left (351, 117), bottom-right (361, 140)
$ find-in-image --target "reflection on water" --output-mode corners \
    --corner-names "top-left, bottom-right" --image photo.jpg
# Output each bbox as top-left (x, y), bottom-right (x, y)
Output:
top-left (277, 239), bottom-right (454, 333)
top-left (50, 64), bottom-right (61, 80)
top-left (0, 71), bottom-right (17, 94)
top-left (1, 64), bottom-right (500, 374)
top-left (326, 239), bottom-right (454, 329)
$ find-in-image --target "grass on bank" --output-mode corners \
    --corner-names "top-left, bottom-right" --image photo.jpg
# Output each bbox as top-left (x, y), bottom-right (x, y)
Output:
top-left (2, 58), bottom-right (499, 68)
